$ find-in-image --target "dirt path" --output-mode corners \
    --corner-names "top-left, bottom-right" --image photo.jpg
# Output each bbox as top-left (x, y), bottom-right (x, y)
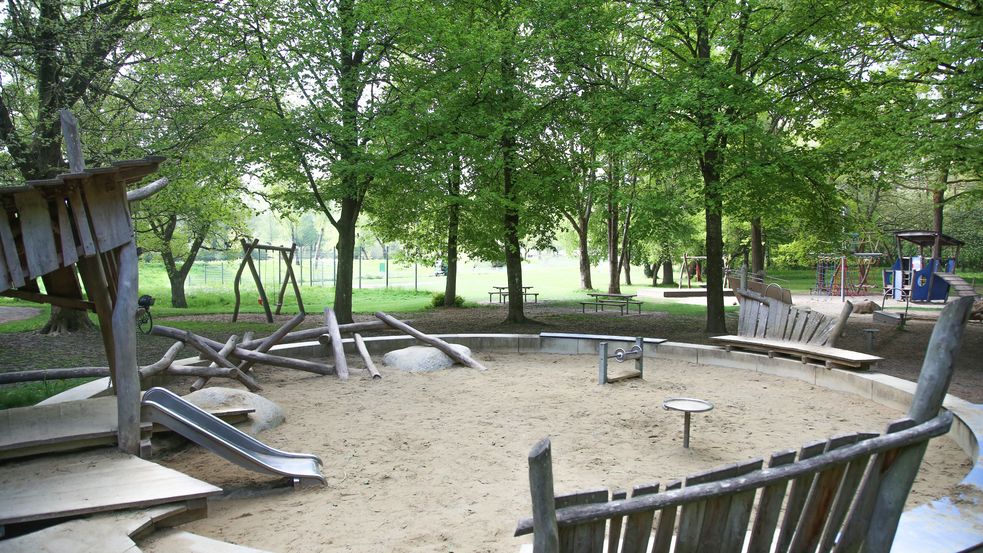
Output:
top-left (0, 306), bottom-right (40, 325)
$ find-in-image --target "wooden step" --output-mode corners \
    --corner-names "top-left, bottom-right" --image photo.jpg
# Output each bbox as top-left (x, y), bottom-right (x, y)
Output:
top-left (140, 529), bottom-right (272, 553)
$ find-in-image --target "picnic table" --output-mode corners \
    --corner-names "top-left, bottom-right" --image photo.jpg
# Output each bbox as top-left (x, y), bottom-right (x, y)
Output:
top-left (488, 286), bottom-right (538, 303)
top-left (581, 292), bottom-right (642, 315)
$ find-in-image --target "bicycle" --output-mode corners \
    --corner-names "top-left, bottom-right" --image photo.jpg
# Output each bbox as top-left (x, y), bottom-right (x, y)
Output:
top-left (136, 294), bottom-right (155, 334)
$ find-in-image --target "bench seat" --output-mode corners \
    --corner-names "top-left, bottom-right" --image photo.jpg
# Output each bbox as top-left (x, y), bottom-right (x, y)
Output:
top-left (710, 334), bottom-right (882, 370)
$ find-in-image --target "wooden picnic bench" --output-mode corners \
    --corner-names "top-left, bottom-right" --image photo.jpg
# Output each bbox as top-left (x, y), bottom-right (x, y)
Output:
top-left (515, 297), bottom-right (974, 553)
top-left (581, 293), bottom-right (642, 315)
top-left (491, 286), bottom-right (539, 303)
top-left (709, 289), bottom-right (881, 370)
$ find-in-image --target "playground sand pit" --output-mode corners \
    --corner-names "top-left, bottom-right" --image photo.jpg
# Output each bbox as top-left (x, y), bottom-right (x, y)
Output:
top-left (155, 353), bottom-right (970, 553)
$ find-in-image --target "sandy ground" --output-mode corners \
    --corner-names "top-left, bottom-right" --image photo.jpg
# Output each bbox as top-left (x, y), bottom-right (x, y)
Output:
top-left (149, 352), bottom-right (971, 553)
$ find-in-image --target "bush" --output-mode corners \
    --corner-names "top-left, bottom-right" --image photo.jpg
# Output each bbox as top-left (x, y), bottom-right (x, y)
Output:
top-left (431, 292), bottom-right (465, 307)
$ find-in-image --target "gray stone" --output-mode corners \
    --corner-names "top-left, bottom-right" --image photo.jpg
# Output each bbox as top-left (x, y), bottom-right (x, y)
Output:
top-left (853, 300), bottom-right (882, 314)
top-left (382, 344), bottom-right (473, 372)
top-left (185, 387), bottom-right (284, 435)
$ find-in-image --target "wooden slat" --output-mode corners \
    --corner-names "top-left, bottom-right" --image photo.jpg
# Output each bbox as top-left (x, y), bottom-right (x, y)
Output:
top-left (54, 197), bottom-right (78, 267)
top-left (650, 481), bottom-right (682, 553)
top-left (708, 335), bottom-right (882, 367)
top-left (774, 440), bottom-right (828, 551)
top-left (799, 312), bottom-right (826, 343)
top-left (764, 299), bottom-right (785, 339)
top-left (696, 459), bottom-right (763, 551)
top-left (605, 489), bottom-right (628, 553)
top-left (81, 176), bottom-right (131, 252)
top-left (620, 483), bottom-right (660, 553)
top-left (66, 183), bottom-right (97, 256)
top-left (754, 303), bottom-right (769, 338)
top-left (789, 309), bottom-right (808, 342)
top-left (809, 318), bottom-right (838, 346)
top-left (14, 189), bottom-right (60, 278)
top-left (774, 301), bottom-right (791, 340)
top-left (0, 205), bottom-right (22, 292)
top-left (817, 434), bottom-right (878, 552)
top-left (745, 301), bottom-right (761, 337)
top-left (557, 489), bottom-right (608, 553)
top-left (788, 434), bottom-right (863, 551)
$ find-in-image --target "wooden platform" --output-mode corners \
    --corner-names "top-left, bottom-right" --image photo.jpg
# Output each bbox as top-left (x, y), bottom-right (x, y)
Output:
top-left (709, 335), bottom-right (883, 370)
top-left (0, 397), bottom-right (254, 461)
top-left (0, 449), bottom-right (221, 529)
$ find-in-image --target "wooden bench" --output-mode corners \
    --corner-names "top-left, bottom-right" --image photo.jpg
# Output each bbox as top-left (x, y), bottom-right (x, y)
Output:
top-left (503, 291), bottom-right (540, 303)
top-left (516, 413), bottom-right (953, 553)
top-left (709, 289), bottom-right (881, 370)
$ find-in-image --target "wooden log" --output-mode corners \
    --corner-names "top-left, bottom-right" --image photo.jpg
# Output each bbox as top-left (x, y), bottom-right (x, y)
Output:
top-left (238, 312), bottom-right (305, 373)
top-left (126, 177), bottom-right (169, 202)
top-left (325, 308), bottom-right (349, 380)
top-left (191, 335), bottom-right (239, 392)
top-left (111, 242), bottom-right (141, 455)
top-left (375, 311), bottom-right (487, 371)
top-left (139, 341), bottom-right (186, 378)
top-left (0, 367), bottom-right (110, 384)
top-left (251, 319), bottom-right (392, 349)
top-left (166, 366), bottom-right (236, 378)
top-left (150, 325), bottom-right (334, 375)
top-left (181, 331), bottom-right (262, 392)
top-left (353, 333), bottom-right (382, 379)
top-left (824, 301), bottom-right (853, 348)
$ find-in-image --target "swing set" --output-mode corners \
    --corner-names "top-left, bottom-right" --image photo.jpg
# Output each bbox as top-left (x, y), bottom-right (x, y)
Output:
top-left (232, 238), bottom-right (304, 323)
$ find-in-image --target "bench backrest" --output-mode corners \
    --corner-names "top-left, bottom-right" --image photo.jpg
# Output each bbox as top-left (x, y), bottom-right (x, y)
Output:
top-left (735, 290), bottom-right (852, 348)
top-left (516, 412), bottom-right (952, 553)
top-left (727, 275), bottom-right (793, 305)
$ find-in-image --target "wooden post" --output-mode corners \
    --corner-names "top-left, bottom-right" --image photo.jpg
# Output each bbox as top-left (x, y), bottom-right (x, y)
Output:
top-left (252, 319), bottom-right (390, 348)
top-left (182, 331), bottom-right (263, 392)
top-left (863, 296), bottom-right (974, 552)
top-left (275, 245), bottom-right (294, 315)
top-left (232, 239), bottom-right (256, 322)
top-left (325, 307), bottom-right (349, 380)
top-left (353, 333), bottom-right (382, 379)
top-left (826, 301), bottom-right (853, 348)
top-left (111, 242), bottom-right (140, 455)
top-left (59, 110), bottom-right (84, 173)
top-left (527, 438), bottom-right (559, 553)
top-left (375, 311), bottom-right (487, 371)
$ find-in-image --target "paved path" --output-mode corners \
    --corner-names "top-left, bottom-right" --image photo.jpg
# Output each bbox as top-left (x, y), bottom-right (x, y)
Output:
top-left (0, 306), bottom-right (41, 324)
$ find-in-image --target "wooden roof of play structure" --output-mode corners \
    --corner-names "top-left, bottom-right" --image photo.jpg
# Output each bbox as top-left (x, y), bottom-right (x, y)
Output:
top-left (894, 230), bottom-right (965, 250)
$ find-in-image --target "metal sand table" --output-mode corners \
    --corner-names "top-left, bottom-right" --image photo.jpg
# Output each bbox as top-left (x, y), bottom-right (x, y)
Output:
top-left (663, 397), bottom-right (714, 448)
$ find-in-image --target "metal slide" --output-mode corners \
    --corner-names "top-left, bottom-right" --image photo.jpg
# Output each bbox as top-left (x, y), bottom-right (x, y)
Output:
top-left (142, 387), bottom-right (326, 486)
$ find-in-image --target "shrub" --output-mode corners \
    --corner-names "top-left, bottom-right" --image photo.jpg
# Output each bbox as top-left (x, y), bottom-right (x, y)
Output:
top-left (431, 292), bottom-right (465, 307)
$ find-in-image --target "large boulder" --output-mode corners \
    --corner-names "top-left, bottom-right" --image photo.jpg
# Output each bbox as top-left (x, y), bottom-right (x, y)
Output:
top-left (382, 344), bottom-right (472, 372)
top-left (184, 387), bottom-right (284, 435)
top-left (853, 300), bottom-right (882, 314)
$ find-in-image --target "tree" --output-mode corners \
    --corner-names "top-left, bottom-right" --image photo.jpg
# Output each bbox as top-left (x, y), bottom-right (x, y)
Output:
top-left (0, 0), bottom-right (145, 333)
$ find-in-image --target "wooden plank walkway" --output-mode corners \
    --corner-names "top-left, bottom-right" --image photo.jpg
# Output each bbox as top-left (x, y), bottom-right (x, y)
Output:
top-left (0, 449), bottom-right (221, 528)
top-left (936, 272), bottom-right (979, 298)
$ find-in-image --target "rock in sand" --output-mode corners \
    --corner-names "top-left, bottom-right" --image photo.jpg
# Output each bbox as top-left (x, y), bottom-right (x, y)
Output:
top-left (382, 345), bottom-right (473, 372)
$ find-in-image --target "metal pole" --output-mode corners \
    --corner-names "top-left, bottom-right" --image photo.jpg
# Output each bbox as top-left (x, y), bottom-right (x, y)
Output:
top-left (635, 336), bottom-right (644, 378)
top-left (683, 412), bottom-right (692, 448)
top-left (841, 256), bottom-right (846, 302)
top-left (598, 342), bottom-right (608, 385)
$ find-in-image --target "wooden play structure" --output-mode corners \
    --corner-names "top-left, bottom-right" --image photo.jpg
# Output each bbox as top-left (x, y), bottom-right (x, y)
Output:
top-left (883, 231), bottom-right (963, 303)
top-left (232, 238), bottom-right (304, 323)
top-left (0, 110), bottom-right (164, 455)
top-left (726, 268), bottom-right (793, 305)
top-left (710, 289), bottom-right (882, 371)
top-left (516, 297), bottom-right (974, 553)
top-left (677, 253), bottom-right (705, 288)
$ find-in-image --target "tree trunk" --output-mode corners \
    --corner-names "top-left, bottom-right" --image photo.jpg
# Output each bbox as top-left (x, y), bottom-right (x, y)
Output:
top-left (622, 239), bottom-right (632, 286)
top-left (333, 197), bottom-right (359, 324)
top-left (751, 217), bottom-right (764, 276)
top-left (39, 306), bottom-right (95, 334)
top-left (502, 133), bottom-right (525, 323)
top-left (662, 259), bottom-right (674, 285)
top-left (701, 151), bottom-right (727, 334)
top-left (577, 222), bottom-right (592, 290)
top-left (444, 159), bottom-right (461, 307)
top-left (606, 162), bottom-right (621, 294)
top-left (932, 164), bottom-right (948, 260)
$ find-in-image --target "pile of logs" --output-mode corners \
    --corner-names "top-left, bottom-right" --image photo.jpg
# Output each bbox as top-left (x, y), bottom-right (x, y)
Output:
top-left (1, 308), bottom-right (489, 389)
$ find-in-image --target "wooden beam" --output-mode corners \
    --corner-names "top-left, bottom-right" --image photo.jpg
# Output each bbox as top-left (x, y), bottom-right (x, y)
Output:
top-left (191, 335), bottom-right (239, 392)
top-left (181, 331), bottom-right (262, 392)
top-left (353, 333), bottom-right (382, 379)
top-left (111, 242), bottom-right (140, 455)
top-left (0, 367), bottom-right (110, 384)
top-left (257, 319), bottom-right (392, 348)
top-left (138, 342), bottom-right (186, 378)
top-left (1, 289), bottom-right (94, 311)
top-left (237, 311), bottom-right (305, 373)
top-left (325, 308), bottom-right (349, 380)
top-left (375, 311), bottom-right (487, 371)
top-left (126, 177), bottom-right (169, 202)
